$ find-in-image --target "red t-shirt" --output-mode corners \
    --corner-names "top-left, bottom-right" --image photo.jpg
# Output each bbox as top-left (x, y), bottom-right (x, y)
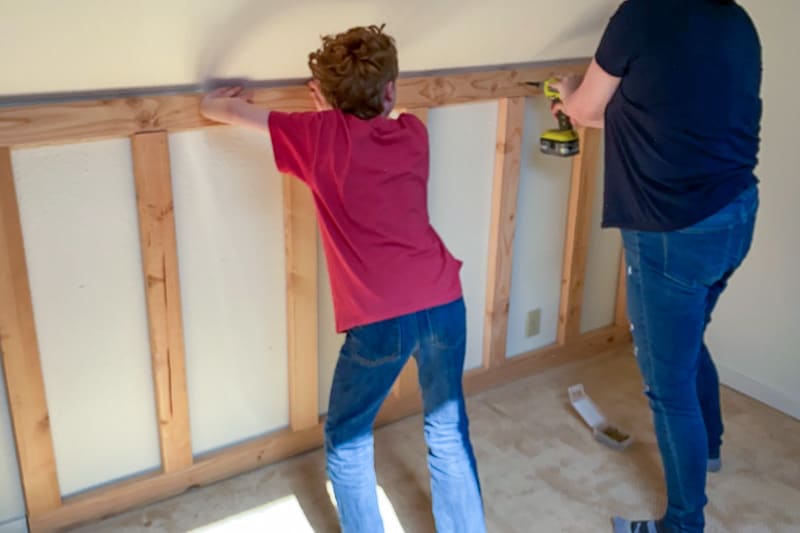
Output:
top-left (268, 109), bottom-right (462, 332)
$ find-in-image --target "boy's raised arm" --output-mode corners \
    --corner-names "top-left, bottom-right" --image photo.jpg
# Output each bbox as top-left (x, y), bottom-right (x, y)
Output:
top-left (200, 86), bottom-right (271, 132)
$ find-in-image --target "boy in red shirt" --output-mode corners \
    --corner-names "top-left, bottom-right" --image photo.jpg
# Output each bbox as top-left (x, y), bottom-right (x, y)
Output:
top-left (201, 24), bottom-right (485, 533)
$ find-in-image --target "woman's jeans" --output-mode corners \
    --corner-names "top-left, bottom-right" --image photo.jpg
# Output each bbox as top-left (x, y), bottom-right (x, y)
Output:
top-left (622, 186), bottom-right (758, 532)
top-left (324, 298), bottom-right (486, 533)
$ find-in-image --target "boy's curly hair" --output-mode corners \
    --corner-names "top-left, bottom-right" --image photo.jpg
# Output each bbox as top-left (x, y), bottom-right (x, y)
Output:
top-left (308, 24), bottom-right (398, 119)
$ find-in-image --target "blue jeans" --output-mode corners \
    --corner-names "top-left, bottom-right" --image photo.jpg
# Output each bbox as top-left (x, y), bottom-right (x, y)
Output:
top-left (324, 298), bottom-right (486, 533)
top-left (622, 186), bottom-right (758, 532)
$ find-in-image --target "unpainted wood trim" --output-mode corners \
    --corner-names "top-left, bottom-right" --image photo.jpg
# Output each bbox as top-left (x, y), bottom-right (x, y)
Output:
top-left (131, 131), bottom-right (193, 473)
top-left (0, 146), bottom-right (62, 515)
top-left (283, 175), bottom-right (320, 431)
top-left (557, 128), bottom-right (602, 344)
top-left (0, 61), bottom-right (589, 148)
top-left (482, 97), bottom-right (525, 368)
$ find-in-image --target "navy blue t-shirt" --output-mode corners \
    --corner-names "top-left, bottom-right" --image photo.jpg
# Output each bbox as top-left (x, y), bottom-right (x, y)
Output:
top-left (596, 0), bottom-right (762, 231)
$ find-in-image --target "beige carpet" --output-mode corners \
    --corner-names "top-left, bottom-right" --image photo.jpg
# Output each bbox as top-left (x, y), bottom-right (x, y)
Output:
top-left (69, 348), bottom-right (800, 533)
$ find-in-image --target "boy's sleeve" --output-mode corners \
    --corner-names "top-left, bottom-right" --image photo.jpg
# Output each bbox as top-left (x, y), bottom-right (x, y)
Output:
top-left (399, 112), bottom-right (429, 147)
top-left (595, 0), bottom-right (643, 77)
top-left (268, 111), bottom-right (325, 184)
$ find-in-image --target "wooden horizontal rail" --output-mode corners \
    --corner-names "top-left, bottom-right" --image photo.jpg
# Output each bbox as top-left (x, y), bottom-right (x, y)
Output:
top-left (29, 324), bottom-right (630, 533)
top-left (0, 60), bottom-right (589, 148)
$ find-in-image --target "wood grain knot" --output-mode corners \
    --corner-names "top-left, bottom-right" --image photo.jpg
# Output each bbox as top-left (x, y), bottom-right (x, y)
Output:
top-left (136, 110), bottom-right (155, 128)
top-left (421, 79), bottom-right (455, 105)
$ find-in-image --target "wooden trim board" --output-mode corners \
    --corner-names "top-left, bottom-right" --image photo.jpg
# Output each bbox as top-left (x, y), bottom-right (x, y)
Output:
top-left (557, 127), bottom-right (602, 344)
top-left (29, 325), bottom-right (630, 532)
top-left (482, 97), bottom-right (525, 368)
top-left (0, 147), bottom-right (62, 515)
top-left (467, 325), bottom-right (629, 395)
top-left (0, 61), bottom-right (589, 148)
top-left (283, 175), bottom-right (320, 431)
top-left (131, 132), bottom-right (193, 473)
top-left (29, 424), bottom-right (325, 533)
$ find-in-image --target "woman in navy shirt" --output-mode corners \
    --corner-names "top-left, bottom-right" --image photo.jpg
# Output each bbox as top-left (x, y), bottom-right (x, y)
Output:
top-left (553, 1), bottom-right (761, 531)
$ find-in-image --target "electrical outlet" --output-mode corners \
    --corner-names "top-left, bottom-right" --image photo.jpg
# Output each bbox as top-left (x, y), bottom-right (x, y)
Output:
top-left (526, 308), bottom-right (541, 338)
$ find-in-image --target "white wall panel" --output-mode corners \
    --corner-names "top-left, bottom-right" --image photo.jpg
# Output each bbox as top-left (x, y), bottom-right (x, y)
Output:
top-left (428, 102), bottom-right (497, 370)
top-left (169, 127), bottom-right (289, 455)
top-left (506, 99), bottom-right (573, 356)
top-left (0, 518), bottom-right (27, 533)
top-left (12, 140), bottom-right (160, 496)
top-left (580, 152), bottom-right (622, 334)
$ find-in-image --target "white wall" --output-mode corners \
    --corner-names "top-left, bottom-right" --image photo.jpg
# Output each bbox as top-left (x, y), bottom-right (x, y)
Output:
top-left (169, 128), bottom-right (290, 455)
top-left (580, 153), bottom-right (622, 335)
top-left (0, 0), bottom-right (617, 97)
top-left (507, 100), bottom-right (572, 356)
top-left (0, 519), bottom-right (27, 533)
top-left (11, 140), bottom-right (161, 497)
top-left (0, 365), bottom-right (27, 533)
top-left (427, 102), bottom-right (498, 370)
top-left (707, 0), bottom-right (800, 419)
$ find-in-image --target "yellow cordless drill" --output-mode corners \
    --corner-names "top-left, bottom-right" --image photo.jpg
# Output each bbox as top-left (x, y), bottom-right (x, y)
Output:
top-left (528, 78), bottom-right (580, 157)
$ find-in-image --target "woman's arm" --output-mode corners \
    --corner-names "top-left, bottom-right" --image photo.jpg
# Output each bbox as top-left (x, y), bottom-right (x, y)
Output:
top-left (551, 59), bottom-right (622, 129)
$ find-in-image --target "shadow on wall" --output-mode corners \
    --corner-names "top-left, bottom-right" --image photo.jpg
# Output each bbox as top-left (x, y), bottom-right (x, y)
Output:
top-left (196, 0), bottom-right (471, 86)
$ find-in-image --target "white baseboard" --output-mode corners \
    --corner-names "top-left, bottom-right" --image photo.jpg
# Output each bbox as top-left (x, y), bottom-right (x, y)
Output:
top-left (0, 517), bottom-right (28, 533)
top-left (718, 364), bottom-right (800, 420)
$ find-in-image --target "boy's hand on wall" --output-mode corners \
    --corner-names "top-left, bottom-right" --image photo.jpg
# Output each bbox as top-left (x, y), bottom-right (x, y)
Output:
top-left (203, 86), bottom-right (253, 107)
top-left (200, 86), bottom-right (270, 132)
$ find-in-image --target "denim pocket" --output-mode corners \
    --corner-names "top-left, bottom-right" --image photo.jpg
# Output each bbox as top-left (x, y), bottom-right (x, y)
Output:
top-left (662, 188), bottom-right (758, 288)
top-left (661, 229), bottom-right (732, 288)
top-left (343, 319), bottom-right (402, 367)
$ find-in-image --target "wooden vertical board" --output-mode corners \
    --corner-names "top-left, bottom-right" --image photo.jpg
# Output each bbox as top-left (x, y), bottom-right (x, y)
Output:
top-left (390, 107), bottom-right (429, 400)
top-left (615, 247), bottom-right (628, 327)
top-left (0, 147), bottom-right (62, 514)
top-left (482, 97), bottom-right (525, 368)
top-left (557, 127), bottom-right (602, 344)
top-left (131, 132), bottom-right (193, 473)
top-left (283, 175), bottom-right (319, 431)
